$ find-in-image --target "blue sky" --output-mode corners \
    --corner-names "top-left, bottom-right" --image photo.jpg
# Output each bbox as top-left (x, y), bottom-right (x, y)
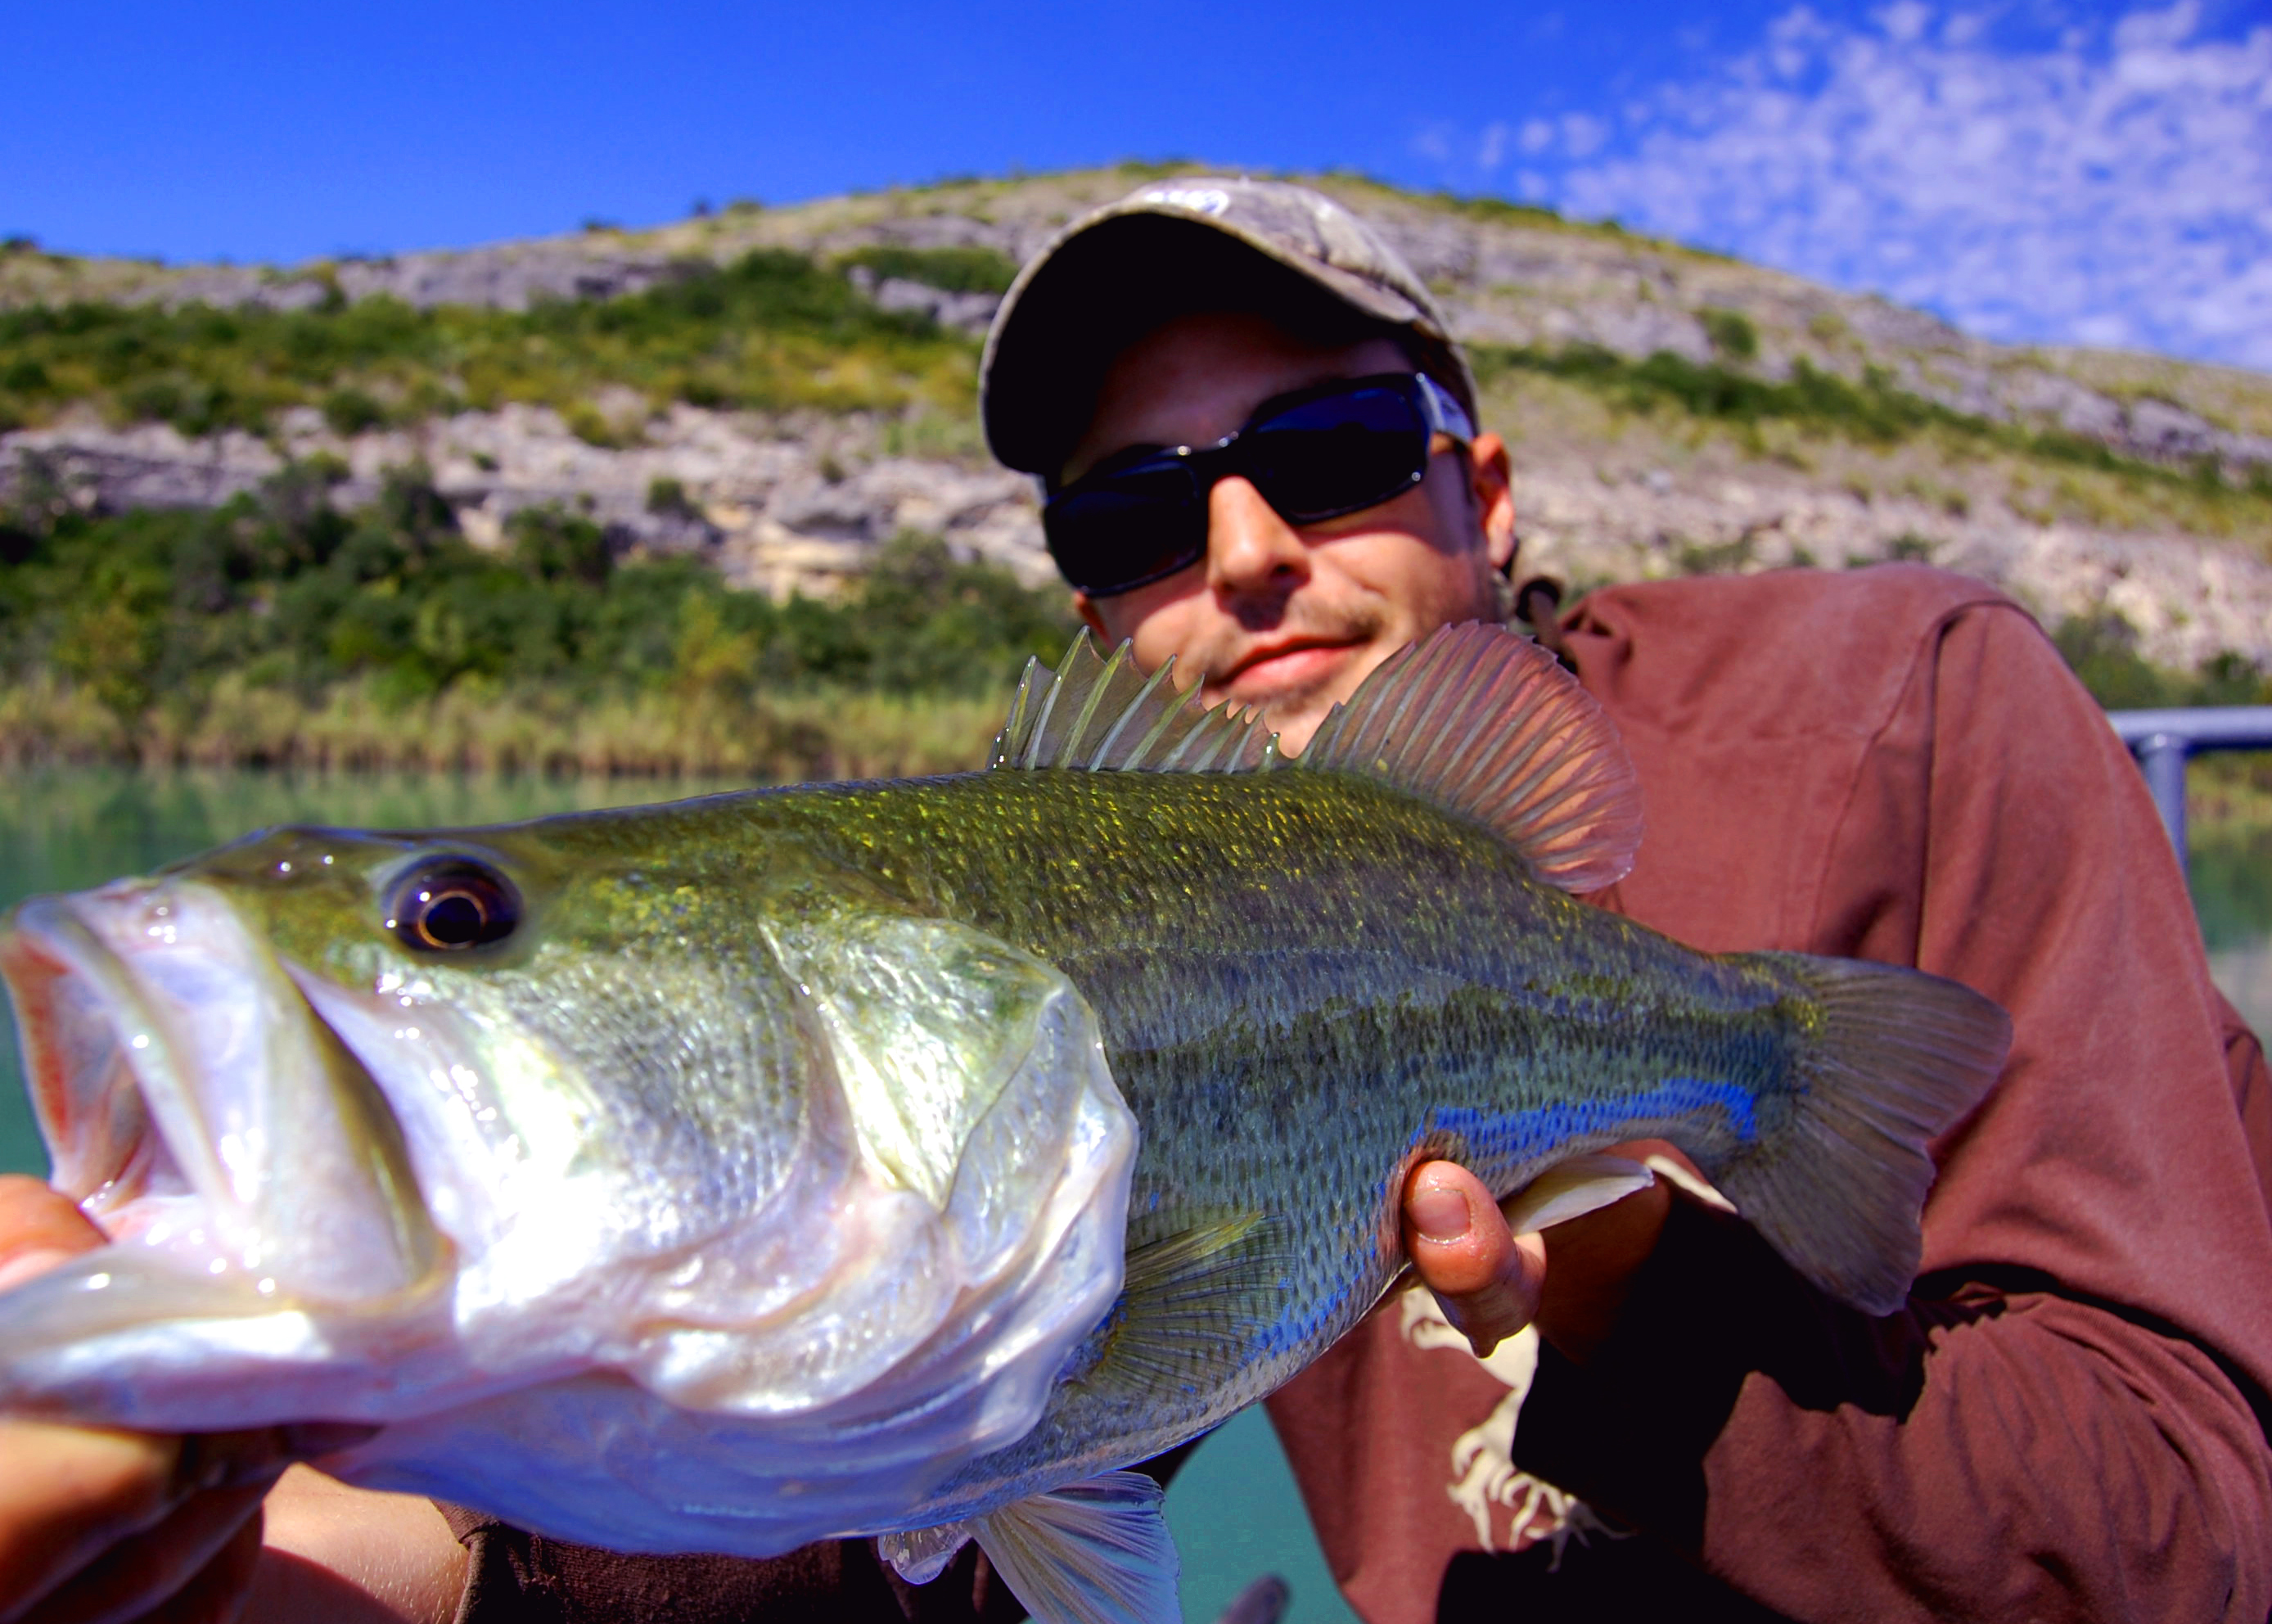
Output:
top-left (5, 0), bottom-right (2266, 368)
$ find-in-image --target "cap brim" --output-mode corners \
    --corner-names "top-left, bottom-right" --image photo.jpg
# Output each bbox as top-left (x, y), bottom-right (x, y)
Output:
top-left (981, 209), bottom-right (1439, 477)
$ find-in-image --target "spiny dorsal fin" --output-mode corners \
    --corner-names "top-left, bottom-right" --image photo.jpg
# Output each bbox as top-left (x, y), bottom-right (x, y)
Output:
top-left (989, 629), bottom-right (1282, 774)
top-left (1302, 622), bottom-right (1642, 891)
top-left (991, 624), bottom-right (1640, 892)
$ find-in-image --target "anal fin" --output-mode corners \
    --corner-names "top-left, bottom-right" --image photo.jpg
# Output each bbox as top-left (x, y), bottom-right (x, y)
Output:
top-left (1501, 1153), bottom-right (1657, 1234)
top-left (976, 1470), bottom-right (1182, 1624)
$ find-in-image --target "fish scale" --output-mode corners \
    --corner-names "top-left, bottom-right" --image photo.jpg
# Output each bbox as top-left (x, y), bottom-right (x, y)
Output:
top-left (715, 766), bottom-right (1817, 1514)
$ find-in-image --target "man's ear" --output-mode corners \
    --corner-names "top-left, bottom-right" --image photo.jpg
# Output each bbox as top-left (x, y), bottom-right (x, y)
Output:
top-left (1468, 433), bottom-right (1517, 575)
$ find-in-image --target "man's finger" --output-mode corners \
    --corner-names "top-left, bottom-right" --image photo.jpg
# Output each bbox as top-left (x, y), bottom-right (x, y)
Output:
top-left (0, 1421), bottom-right (301, 1624)
top-left (1401, 1161), bottom-right (1547, 1359)
top-left (22, 1486), bottom-right (270, 1624)
top-left (0, 1420), bottom-right (187, 1618)
top-left (0, 1180), bottom-right (106, 1293)
top-left (136, 1513), bottom-right (266, 1624)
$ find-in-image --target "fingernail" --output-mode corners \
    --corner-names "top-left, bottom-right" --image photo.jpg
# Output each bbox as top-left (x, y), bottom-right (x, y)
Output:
top-left (1411, 1185), bottom-right (1472, 1243)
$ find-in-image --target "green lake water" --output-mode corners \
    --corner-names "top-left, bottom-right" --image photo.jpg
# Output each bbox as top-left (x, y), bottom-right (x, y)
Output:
top-left (0, 765), bottom-right (2266, 1624)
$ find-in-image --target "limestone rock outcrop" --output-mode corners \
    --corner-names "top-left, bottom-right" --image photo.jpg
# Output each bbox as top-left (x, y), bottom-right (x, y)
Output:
top-left (4, 169), bottom-right (2267, 670)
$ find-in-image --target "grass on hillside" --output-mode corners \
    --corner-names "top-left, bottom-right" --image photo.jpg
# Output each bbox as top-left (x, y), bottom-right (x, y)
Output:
top-left (1474, 343), bottom-right (2272, 543)
top-left (0, 465), bottom-right (1076, 772)
top-left (0, 248), bottom-right (983, 443)
top-left (4, 202), bottom-right (2265, 544)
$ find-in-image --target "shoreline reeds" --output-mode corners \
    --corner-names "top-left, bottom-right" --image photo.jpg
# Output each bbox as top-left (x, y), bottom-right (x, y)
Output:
top-left (0, 674), bottom-right (1006, 782)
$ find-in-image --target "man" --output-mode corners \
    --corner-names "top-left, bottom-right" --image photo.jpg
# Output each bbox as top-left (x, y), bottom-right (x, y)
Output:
top-left (979, 178), bottom-right (2272, 1621)
top-left (1, 177), bottom-right (2267, 1622)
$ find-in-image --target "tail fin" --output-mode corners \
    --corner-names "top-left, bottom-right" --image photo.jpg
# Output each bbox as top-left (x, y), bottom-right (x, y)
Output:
top-left (1715, 954), bottom-right (2013, 1315)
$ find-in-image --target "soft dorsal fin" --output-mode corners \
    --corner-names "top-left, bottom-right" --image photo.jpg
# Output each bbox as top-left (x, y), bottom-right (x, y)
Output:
top-left (992, 623), bottom-right (1641, 892)
top-left (990, 630), bottom-right (1281, 773)
top-left (1302, 622), bottom-right (1642, 891)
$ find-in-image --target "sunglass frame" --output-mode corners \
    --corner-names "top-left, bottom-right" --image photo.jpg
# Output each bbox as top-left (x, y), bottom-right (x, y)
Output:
top-left (1043, 372), bottom-right (1476, 598)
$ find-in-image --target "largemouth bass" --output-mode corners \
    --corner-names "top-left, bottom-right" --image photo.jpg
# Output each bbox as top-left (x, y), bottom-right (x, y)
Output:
top-left (0, 625), bottom-right (2010, 1624)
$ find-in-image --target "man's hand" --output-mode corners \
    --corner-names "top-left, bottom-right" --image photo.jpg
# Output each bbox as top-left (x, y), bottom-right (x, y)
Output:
top-left (0, 1175), bottom-right (306, 1624)
top-left (1401, 1150), bottom-right (1675, 1360)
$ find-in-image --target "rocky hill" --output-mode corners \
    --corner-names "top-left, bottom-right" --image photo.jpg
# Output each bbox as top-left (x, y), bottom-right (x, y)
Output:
top-left (6, 165), bottom-right (2270, 671)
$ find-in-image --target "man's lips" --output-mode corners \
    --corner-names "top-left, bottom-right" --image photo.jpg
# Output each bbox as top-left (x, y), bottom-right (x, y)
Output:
top-left (1210, 638), bottom-right (1361, 700)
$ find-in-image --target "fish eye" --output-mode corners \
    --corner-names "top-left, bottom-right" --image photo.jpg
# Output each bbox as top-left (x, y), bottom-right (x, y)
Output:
top-left (389, 859), bottom-right (521, 952)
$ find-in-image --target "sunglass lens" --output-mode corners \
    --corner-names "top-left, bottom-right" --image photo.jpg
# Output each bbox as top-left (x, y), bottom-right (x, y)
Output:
top-left (1246, 386), bottom-right (1427, 524)
top-left (1044, 463), bottom-right (1209, 595)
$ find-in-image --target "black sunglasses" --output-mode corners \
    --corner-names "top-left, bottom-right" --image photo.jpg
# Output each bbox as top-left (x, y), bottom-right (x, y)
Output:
top-left (1043, 372), bottom-right (1476, 598)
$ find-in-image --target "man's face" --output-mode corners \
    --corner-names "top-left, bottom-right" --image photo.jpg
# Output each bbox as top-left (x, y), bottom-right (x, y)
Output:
top-left (1064, 310), bottom-right (1516, 752)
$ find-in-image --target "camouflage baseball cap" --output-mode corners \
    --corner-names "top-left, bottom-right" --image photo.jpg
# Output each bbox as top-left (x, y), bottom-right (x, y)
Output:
top-left (980, 177), bottom-right (1478, 477)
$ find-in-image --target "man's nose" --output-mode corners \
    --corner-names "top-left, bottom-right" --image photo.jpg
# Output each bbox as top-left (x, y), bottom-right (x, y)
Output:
top-left (1206, 476), bottom-right (1310, 597)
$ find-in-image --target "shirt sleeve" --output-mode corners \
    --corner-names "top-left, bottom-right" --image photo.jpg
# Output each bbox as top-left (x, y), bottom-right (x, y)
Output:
top-left (1512, 601), bottom-right (2272, 1622)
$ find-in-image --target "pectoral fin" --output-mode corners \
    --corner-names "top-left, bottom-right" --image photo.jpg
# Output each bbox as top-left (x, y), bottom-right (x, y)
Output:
top-left (976, 1470), bottom-right (1181, 1624)
top-left (1078, 1213), bottom-right (1289, 1400)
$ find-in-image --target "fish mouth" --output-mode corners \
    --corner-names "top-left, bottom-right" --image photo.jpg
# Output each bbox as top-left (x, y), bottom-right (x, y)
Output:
top-left (0, 882), bottom-right (443, 1305)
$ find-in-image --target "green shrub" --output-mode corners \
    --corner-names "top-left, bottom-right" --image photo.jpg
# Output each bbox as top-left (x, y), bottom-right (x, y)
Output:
top-left (0, 248), bottom-right (980, 439)
top-left (0, 471), bottom-right (1076, 760)
top-left (322, 387), bottom-right (388, 435)
top-left (838, 244), bottom-right (1019, 296)
top-left (508, 506), bottom-right (611, 586)
top-left (2049, 611), bottom-right (2269, 710)
top-left (645, 476), bottom-right (696, 518)
top-left (2051, 612), bottom-right (2173, 709)
top-left (1700, 308), bottom-right (1759, 361)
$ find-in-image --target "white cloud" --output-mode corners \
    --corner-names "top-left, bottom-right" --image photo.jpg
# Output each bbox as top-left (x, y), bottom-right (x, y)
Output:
top-left (1542, 2), bottom-right (2272, 369)
top-left (1409, 123), bottom-right (1454, 164)
top-left (1879, 1), bottom-right (1932, 43)
top-left (1477, 121), bottom-right (1512, 173)
top-left (1558, 113), bottom-right (1610, 158)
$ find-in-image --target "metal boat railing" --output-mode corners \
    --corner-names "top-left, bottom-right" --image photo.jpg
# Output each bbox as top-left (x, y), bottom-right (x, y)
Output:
top-left (2107, 707), bottom-right (2272, 867)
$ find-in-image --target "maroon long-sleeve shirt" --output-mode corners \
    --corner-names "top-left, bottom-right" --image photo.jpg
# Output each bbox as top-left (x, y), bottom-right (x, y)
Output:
top-left (444, 566), bottom-right (2272, 1622)
top-left (1267, 565), bottom-right (2272, 1622)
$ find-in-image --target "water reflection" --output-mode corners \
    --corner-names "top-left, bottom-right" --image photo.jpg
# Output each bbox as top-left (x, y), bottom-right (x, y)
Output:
top-left (2197, 822), bottom-right (2272, 1036)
